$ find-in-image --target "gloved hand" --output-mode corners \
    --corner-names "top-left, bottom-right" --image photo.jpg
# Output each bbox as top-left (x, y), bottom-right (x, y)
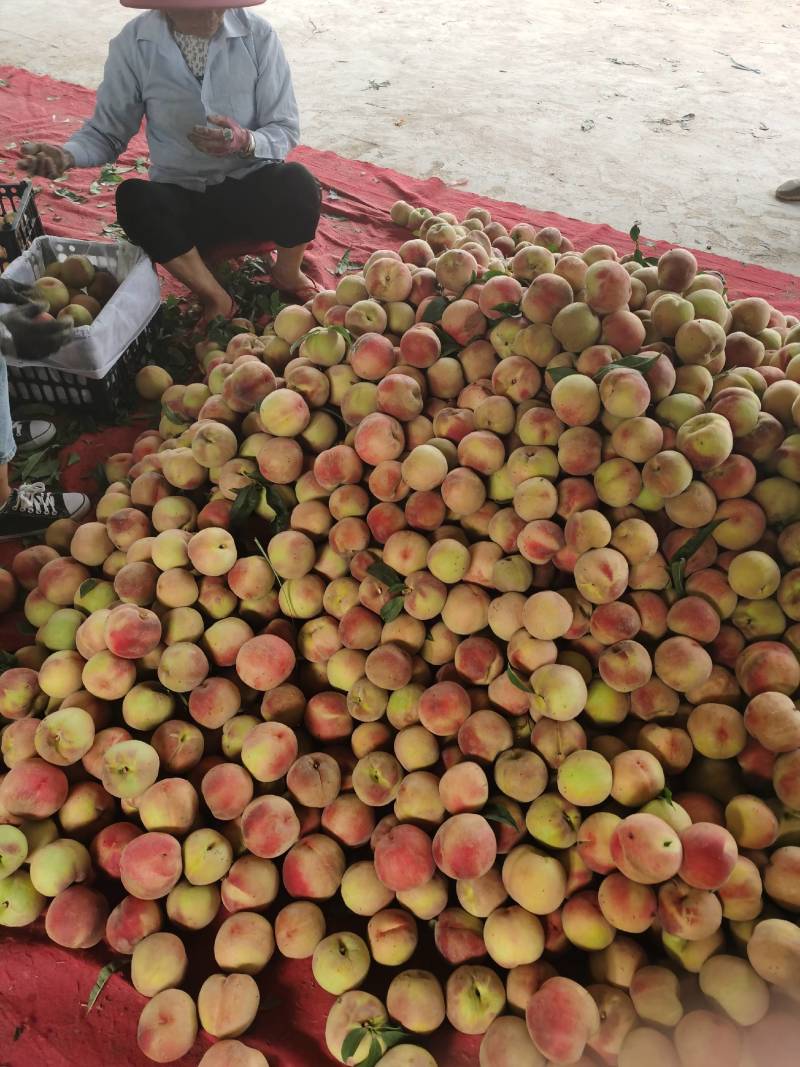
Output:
top-left (0, 278), bottom-right (36, 306)
top-left (1, 302), bottom-right (74, 360)
top-left (19, 142), bottom-right (75, 179)
top-left (188, 115), bottom-right (254, 158)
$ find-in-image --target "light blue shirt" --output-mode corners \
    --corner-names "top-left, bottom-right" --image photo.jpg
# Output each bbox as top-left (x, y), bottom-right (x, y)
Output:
top-left (63, 9), bottom-right (300, 192)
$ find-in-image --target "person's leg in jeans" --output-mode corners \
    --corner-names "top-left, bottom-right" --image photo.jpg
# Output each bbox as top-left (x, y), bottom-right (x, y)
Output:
top-left (0, 356), bottom-right (89, 539)
top-left (116, 179), bottom-right (234, 320)
top-left (0, 356), bottom-right (15, 506)
top-left (200, 163), bottom-right (322, 294)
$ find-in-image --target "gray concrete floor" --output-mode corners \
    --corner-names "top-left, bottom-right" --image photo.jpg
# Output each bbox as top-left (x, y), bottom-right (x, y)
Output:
top-left (1, 0), bottom-right (798, 273)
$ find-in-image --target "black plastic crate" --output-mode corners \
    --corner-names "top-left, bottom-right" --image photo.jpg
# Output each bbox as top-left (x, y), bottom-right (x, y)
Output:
top-left (0, 182), bottom-right (45, 266)
top-left (7, 315), bottom-right (157, 419)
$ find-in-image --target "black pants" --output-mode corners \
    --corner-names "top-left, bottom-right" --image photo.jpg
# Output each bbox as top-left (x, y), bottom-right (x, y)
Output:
top-left (116, 162), bottom-right (321, 264)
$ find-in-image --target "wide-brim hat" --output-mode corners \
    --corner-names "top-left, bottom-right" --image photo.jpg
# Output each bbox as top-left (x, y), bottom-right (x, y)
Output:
top-left (120, 1), bottom-right (264, 9)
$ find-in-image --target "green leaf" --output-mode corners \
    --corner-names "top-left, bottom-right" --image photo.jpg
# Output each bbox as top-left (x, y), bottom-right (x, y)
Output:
top-left (367, 561), bottom-right (405, 588)
top-left (441, 338), bottom-right (461, 357)
top-left (230, 482), bottom-right (261, 528)
top-left (480, 268), bottom-right (509, 282)
top-left (379, 1028), bottom-right (410, 1052)
top-left (341, 1027), bottom-right (368, 1062)
top-left (78, 578), bottom-right (99, 597)
top-left (330, 324), bottom-right (355, 345)
top-left (483, 801), bottom-right (520, 829)
top-left (335, 249), bottom-right (365, 276)
top-left (659, 786), bottom-right (674, 805)
top-left (548, 366), bottom-right (579, 384)
top-left (66, 452), bottom-right (81, 467)
top-left (667, 519), bottom-right (725, 565)
top-left (629, 223), bottom-right (641, 242)
top-left (593, 353), bottom-right (661, 380)
top-left (264, 484), bottom-right (291, 535)
top-left (670, 558), bottom-right (686, 598)
top-left (254, 537), bottom-right (270, 561)
top-left (506, 665), bottom-right (531, 692)
top-left (362, 1036), bottom-right (385, 1067)
top-left (86, 959), bottom-right (125, 1013)
top-left (53, 187), bottom-right (87, 204)
top-left (421, 296), bottom-right (449, 323)
top-left (380, 595), bottom-right (406, 623)
top-left (492, 301), bottom-right (521, 316)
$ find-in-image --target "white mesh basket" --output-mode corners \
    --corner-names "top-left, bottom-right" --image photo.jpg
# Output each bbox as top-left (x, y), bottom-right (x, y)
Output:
top-left (0, 235), bottom-right (161, 378)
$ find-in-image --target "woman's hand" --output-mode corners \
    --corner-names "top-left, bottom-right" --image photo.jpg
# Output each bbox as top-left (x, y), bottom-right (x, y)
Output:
top-left (188, 115), bottom-right (254, 158)
top-left (1, 303), bottom-right (74, 360)
top-left (0, 279), bottom-right (36, 306)
top-left (19, 142), bottom-right (75, 179)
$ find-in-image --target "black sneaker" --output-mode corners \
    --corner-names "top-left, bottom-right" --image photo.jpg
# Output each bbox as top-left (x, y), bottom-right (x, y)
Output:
top-left (0, 482), bottom-right (91, 542)
top-left (12, 420), bottom-right (56, 454)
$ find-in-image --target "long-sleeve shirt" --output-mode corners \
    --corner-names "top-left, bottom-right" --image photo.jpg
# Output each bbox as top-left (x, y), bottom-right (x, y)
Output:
top-left (63, 9), bottom-right (300, 192)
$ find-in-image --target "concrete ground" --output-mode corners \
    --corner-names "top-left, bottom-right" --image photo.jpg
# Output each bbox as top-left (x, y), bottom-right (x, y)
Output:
top-left (1, 0), bottom-right (798, 274)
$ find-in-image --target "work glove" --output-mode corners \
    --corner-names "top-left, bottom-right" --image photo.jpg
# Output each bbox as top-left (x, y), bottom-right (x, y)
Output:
top-left (0, 278), bottom-right (36, 305)
top-left (1, 302), bottom-right (74, 360)
top-left (188, 115), bottom-right (254, 158)
top-left (19, 143), bottom-right (75, 179)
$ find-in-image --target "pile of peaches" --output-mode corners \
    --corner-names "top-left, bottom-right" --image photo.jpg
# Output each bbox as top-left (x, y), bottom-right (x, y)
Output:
top-left (2, 198), bottom-right (800, 1067)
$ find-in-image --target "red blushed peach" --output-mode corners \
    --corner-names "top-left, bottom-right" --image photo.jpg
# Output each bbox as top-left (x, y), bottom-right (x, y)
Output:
top-left (104, 604), bottom-right (162, 660)
top-left (525, 977), bottom-right (600, 1064)
top-left (653, 636), bottom-right (712, 692)
top-left (45, 885), bottom-right (108, 949)
top-left (0, 758), bottom-right (69, 819)
top-left (737, 640), bottom-right (800, 696)
top-left (11, 544), bottom-right (59, 591)
top-left (287, 752), bottom-right (342, 807)
top-left (119, 832), bottom-right (183, 900)
top-left (235, 634), bottom-right (296, 691)
top-left (439, 762), bottom-right (489, 814)
top-left (433, 813), bottom-right (497, 880)
top-left (239, 721), bottom-right (298, 784)
top-left (416, 680), bottom-right (471, 736)
top-left (201, 764), bottom-right (253, 822)
top-left (105, 895), bottom-right (163, 954)
top-left (678, 823), bottom-right (738, 891)
top-left (137, 989), bottom-right (198, 1064)
top-left (374, 824), bottom-right (435, 891)
top-left (657, 879), bottom-right (723, 940)
top-left (241, 795), bottom-right (300, 859)
top-left (610, 813), bottom-right (683, 884)
top-left (434, 907), bottom-right (486, 966)
top-left (282, 833), bottom-right (345, 899)
top-left (458, 710), bottom-right (514, 762)
top-left (90, 822), bottom-right (143, 879)
top-left (322, 794), bottom-right (375, 848)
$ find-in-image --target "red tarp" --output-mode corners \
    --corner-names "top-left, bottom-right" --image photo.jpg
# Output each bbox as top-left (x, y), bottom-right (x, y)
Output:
top-left (1, 64), bottom-right (799, 1067)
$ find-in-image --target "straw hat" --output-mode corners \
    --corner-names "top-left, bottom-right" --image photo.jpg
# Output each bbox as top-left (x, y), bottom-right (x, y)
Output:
top-left (120, 1), bottom-right (264, 8)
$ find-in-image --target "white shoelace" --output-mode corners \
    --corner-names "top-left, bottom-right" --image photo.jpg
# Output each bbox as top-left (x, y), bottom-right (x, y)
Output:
top-left (13, 482), bottom-right (57, 516)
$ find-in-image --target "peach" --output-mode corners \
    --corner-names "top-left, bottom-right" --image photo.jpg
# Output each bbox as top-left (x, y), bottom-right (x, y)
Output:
top-left (386, 969), bottom-right (446, 1036)
top-left (0, 758), bottom-right (69, 819)
top-left (557, 749), bottom-right (613, 806)
top-left (368, 907), bottom-right (420, 965)
top-left (374, 824), bottom-right (435, 891)
top-left (325, 990), bottom-right (388, 1065)
top-left (698, 954), bottom-right (769, 1026)
top-left (312, 930), bottom-right (371, 995)
top-left (483, 905), bottom-right (545, 969)
top-left (44, 885), bottom-right (108, 949)
top-left (0, 869), bottom-right (46, 926)
top-left (137, 989), bottom-right (198, 1063)
top-left (105, 895), bottom-right (163, 954)
top-left (502, 845), bottom-right (566, 914)
top-left (658, 878), bottom-right (723, 940)
top-left (526, 977), bottom-right (600, 1063)
top-left (236, 634), bottom-right (296, 691)
top-left (29, 837), bottom-right (92, 896)
top-left (433, 906), bottom-right (485, 964)
top-left (119, 832), bottom-right (183, 900)
top-left (33, 706), bottom-right (95, 767)
top-left (598, 873), bottom-right (657, 934)
top-left (221, 855), bottom-right (280, 913)
top-left (198, 1042), bottom-right (268, 1067)
top-left (610, 812), bottom-right (682, 883)
top-left (352, 751), bottom-right (404, 805)
top-left (214, 913), bottom-right (275, 978)
top-left (618, 1028), bottom-right (679, 1067)
top-left (105, 604), bottom-right (162, 659)
top-left (674, 1011), bottom-right (742, 1067)
top-left (282, 833), bottom-right (345, 899)
top-left (530, 663), bottom-right (588, 721)
top-left (131, 930), bottom-right (188, 996)
top-left (446, 964), bottom-right (505, 1036)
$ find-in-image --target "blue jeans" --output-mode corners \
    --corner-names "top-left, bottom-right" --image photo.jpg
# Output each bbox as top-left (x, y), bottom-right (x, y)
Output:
top-left (0, 357), bottom-right (15, 465)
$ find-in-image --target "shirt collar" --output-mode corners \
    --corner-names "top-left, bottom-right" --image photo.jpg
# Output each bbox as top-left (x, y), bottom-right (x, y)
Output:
top-left (135, 9), bottom-right (248, 43)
